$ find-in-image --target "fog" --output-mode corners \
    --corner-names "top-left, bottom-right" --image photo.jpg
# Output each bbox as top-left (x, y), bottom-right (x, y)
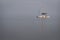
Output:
top-left (0, 0), bottom-right (60, 40)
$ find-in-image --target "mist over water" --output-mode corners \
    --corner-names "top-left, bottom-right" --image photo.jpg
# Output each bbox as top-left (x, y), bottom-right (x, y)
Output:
top-left (0, 0), bottom-right (60, 40)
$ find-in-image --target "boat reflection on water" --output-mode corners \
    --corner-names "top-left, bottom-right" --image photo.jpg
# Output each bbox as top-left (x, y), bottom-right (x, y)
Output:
top-left (36, 13), bottom-right (50, 32)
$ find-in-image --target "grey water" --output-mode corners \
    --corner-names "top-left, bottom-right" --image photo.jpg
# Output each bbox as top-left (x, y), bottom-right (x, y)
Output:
top-left (0, 0), bottom-right (60, 40)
